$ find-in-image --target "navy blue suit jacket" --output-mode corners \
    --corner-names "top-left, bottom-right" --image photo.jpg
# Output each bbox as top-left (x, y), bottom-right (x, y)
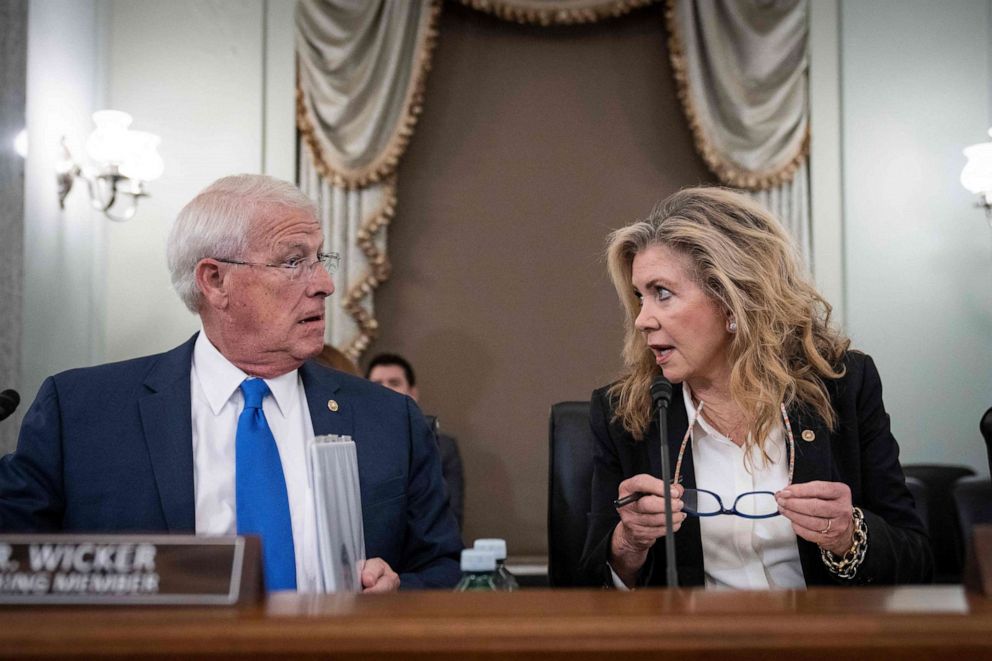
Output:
top-left (0, 335), bottom-right (463, 589)
top-left (579, 352), bottom-right (933, 587)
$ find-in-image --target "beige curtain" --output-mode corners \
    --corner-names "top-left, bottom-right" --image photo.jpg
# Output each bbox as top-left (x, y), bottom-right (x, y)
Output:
top-left (297, 0), bottom-right (813, 359)
top-left (296, 0), bottom-right (440, 360)
top-left (667, 0), bottom-right (811, 263)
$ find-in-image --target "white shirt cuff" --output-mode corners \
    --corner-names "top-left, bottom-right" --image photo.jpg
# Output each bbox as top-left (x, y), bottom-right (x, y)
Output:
top-left (608, 562), bottom-right (633, 591)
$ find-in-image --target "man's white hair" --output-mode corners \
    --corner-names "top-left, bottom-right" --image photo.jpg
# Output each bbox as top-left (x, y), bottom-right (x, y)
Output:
top-left (166, 174), bottom-right (318, 313)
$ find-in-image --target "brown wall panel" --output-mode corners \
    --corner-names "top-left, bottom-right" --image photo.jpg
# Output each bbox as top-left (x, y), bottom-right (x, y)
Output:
top-left (373, 3), bottom-right (713, 555)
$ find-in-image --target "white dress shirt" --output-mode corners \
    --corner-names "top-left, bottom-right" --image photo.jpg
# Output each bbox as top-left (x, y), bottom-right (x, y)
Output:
top-left (190, 331), bottom-right (322, 592)
top-left (610, 387), bottom-right (804, 590)
top-left (686, 385), bottom-right (804, 589)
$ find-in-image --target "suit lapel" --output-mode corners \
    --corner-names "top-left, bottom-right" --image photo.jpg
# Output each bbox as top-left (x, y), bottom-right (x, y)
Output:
top-left (138, 335), bottom-right (197, 532)
top-left (787, 404), bottom-right (834, 485)
top-left (645, 384), bottom-right (691, 486)
top-left (785, 403), bottom-right (837, 582)
top-left (300, 362), bottom-right (351, 437)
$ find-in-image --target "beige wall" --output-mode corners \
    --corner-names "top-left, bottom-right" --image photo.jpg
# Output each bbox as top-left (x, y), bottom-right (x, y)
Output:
top-left (19, 0), bottom-right (106, 454)
top-left (840, 0), bottom-right (992, 475)
top-left (371, 4), bottom-right (713, 555)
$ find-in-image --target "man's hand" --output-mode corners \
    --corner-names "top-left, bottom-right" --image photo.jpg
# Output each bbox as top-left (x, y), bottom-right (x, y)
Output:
top-left (361, 557), bottom-right (400, 593)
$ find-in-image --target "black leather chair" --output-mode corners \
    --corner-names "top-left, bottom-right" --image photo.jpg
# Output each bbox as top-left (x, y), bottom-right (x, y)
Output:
top-left (954, 477), bottom-right (992, 550)
top-left (547, 401), bottom-right (597, 587)
top-left (905, 475), bottom-right (929, 536)
top-left (952, 408), bottom-right (992, 557)
top-left (903, 464), bottom-right (976, 583)
top-left (981, 407), bottom-right (992, 478)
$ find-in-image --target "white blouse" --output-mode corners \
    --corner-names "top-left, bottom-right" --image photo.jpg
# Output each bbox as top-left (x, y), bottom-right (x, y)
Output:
top-left (684, 385), bottom-right (805, 589)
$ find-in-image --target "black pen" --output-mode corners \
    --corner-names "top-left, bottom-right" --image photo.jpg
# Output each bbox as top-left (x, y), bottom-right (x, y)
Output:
top-left (613, 491), bottom-right (647, 509)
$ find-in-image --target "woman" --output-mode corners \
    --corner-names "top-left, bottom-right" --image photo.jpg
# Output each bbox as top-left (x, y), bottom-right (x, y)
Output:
top-left (579, 187), bottom-right (931, 589)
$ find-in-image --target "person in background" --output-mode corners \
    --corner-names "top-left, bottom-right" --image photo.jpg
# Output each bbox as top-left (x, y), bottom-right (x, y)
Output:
top-left (580, 187), bottom-right (932, 589)
top-left (366, 353), bottom-right (465, 531)
top-left (315, 344), bottom-right (361, 376)
top-left (0, 174), bottom-right (462, 592)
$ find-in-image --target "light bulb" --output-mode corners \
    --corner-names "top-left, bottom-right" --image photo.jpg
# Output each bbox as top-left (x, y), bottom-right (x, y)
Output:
top-left (85, 110), bottom-right (133, 166)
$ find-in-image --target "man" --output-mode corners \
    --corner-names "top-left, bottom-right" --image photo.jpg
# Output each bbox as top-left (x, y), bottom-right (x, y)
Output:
top-left (366, 354), bottom-right (465, 531)
top-left (0, 174), bottom-right (462, 592)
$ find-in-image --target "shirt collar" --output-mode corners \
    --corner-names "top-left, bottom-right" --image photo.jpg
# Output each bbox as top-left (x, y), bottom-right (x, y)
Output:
top-left (193, 330), bottom-right (300, 419)
top-left (682, 383), bottom-right (718, 439)
top-left (682, 382), bottom-right (784, 461)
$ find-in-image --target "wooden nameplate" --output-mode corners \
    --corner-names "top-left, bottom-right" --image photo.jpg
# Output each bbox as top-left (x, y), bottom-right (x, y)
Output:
top-left (0, 534), bottom-right (262, 606)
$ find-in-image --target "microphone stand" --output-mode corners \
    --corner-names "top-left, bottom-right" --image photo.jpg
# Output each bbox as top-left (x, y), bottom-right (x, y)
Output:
top-left (651, 376), bottom-right (677, 588)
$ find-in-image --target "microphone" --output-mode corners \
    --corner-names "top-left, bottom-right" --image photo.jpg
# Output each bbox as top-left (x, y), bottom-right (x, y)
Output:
top-left (651, 374), bottom-right (678, 588)
top-left (650, 377), bottom-right (673, 410)
top-left (0, 389), bottom-right (19, 422)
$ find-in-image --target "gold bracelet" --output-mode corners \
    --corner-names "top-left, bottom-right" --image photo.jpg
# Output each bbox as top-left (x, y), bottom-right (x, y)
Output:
top-left (819, 506), bottom-right (868, 579)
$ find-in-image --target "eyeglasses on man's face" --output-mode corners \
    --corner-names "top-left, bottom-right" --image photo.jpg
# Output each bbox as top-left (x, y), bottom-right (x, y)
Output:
top-left (214, 252), bottom-right (340, 281)
top-left (682, 488), bottom-right (780, 519)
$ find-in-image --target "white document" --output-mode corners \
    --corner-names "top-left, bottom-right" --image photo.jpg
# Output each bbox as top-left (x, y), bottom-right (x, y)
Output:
top-left (309, 435), bottom-right (365, 593)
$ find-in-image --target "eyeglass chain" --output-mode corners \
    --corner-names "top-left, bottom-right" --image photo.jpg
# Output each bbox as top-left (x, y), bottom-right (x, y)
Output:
top-left (672, 400), bottom-right (796, 486)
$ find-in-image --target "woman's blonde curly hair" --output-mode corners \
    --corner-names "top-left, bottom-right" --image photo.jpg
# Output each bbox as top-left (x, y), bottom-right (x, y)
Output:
top-left (606, 187), bottom-right (849, 451)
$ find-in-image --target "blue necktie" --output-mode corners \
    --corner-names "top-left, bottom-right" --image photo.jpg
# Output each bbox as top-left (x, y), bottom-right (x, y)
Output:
top-left (235, 378), bottom-right (297, 591)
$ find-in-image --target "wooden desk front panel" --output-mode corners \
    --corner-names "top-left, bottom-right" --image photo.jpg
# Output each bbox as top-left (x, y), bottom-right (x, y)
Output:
top-left (1, 587), bottom-right (990, 660)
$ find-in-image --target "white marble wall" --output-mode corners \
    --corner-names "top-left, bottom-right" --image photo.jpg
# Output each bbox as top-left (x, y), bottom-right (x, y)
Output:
top-left (841, 0), bottom-right (992, 475)
top-left (19, 0), bottom-right (107, 454)
top-left (100, 0), bottom-right (296, 364)
top-left (16, 0), bottom-right (295, 430)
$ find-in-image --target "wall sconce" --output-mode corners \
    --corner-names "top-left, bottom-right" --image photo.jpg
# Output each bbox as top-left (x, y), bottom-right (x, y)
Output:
top-left (14, 129), bottom-right (28, 158)
top-left (961, 127), bottom-right (992, 226)
top-left (57, 110), bottom-right (164, 222)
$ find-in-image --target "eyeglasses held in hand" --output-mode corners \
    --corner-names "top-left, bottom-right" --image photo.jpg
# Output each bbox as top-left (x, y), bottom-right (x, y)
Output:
top-left (682, 488), bottom-right (780, 519)
top-left (214, 252), bottom-right (340, 280)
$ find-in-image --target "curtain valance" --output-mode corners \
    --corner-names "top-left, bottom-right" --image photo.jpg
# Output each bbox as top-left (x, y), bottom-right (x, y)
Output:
top-left (666, 0), bottom-right (809, 191)
top-left (297, 0), bottom-right (441, 189)
top-left (456, 0), bottom-right (656, 25)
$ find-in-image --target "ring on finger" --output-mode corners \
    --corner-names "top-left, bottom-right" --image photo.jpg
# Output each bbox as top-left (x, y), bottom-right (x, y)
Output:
top-left (818, 518), bottom-right (832, 535)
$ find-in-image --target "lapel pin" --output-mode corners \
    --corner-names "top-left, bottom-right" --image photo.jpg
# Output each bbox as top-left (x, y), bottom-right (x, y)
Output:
top-left (801, 429), bottom-right (815, 442)
top-left (327, 400), bottom-right (339, 412)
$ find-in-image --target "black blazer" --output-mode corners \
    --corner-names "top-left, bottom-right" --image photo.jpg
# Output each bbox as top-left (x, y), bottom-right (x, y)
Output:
top-left (579, 352), bottom-right (933, 587)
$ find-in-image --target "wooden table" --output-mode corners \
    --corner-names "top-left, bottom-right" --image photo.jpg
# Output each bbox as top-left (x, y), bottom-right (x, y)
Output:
top-left (1, 586), bottom-right (990, 659)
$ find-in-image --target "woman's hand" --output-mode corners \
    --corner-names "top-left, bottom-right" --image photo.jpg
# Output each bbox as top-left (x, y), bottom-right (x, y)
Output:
top-left (776, 481), bottom-right (855, 556)
top-left (610, 474), bottom-right (685, 585)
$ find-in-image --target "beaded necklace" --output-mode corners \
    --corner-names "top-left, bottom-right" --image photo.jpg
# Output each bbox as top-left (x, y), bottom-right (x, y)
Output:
top-left (672, 401), bottom-right (796, 485)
